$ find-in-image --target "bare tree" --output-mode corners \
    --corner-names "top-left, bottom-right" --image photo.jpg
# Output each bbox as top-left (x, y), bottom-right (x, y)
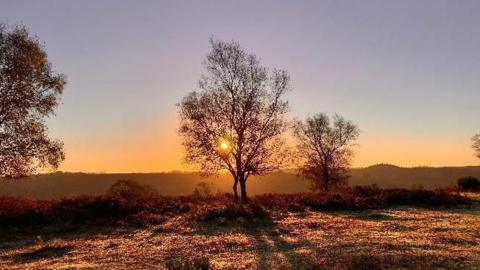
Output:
top-left (0, 24), bottom-right (65, 177)
top-left (178, 39), bottom-right (290, 203)
top-left (473, 134), bottom-right (480, 161)
top-left (294, 113), bottom-right (359, 191)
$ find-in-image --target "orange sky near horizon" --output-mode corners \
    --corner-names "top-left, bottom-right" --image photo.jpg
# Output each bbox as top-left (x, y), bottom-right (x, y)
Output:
top-left (54, 118), bottom-right (479, 174)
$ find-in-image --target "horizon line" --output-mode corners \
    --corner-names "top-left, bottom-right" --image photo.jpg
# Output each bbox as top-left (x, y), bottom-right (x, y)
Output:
top-left (37, 163), bottom-right (480, 175)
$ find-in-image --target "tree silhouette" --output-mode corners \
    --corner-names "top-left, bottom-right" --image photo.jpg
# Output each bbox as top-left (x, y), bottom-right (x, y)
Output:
top-left (178, 39), bottom-right (290, 203)
top-left (473, 134), bottom-right (480, 161)
top-left (0, 24), bottom-right (65, 177)
top-left (294, 113), bottom-right (359, 191)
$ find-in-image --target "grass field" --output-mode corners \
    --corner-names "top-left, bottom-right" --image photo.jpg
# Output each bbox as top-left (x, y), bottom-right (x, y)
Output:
top-left (0, 193), bottom-right (479, 270)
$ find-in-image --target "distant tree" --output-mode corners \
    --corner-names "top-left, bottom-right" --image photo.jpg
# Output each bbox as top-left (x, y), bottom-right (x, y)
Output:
top-left (473, 134), bottom-right (480, 161)
top-left (294, 113), bottom-right (360, 191)
top-left (108, 179), bottom-right (158, 201)
top-left (192, 181), bottom-right (215, 198)
top-left (457, 176), bottom-right (480, 192)
top-left (178, 39), bottom-right (290, 203)
top-left (0, 24), bottom-right (65, 177)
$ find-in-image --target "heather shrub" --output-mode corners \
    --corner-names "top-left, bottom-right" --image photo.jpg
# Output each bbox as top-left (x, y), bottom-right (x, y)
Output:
top-left (195, 202), bottom-right (270, 224)
top-left (457, 176), bottom-right (480, 192)
top-left (0, 197), bottom-right (53, 227)
top-left (253, 194), bottom-right (305, 212)
top-left (0, 188), bottom-right (470, 230)
top-left (53, 196), bottom-right (125, 222)
top-left (165, 254), bottom-right (209, 270)
top-left (344, 254), bottom-right (383, 270)
top-left (382, 189), bottom-right (468, 207)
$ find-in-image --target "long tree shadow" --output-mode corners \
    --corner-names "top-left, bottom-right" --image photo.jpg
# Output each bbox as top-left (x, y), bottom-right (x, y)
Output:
top-left (247, 224), bottom-right (316, 270)
top-left (0, 222), bottom-right (150, 252)
top-left (196, 213), bottom-right (317, 269)
top-left (13, 245), bottom-right (73, 263)
top-left (441, 198), bottom-right (480, 216)
top-left (327, 209), bottom-right (398, 221)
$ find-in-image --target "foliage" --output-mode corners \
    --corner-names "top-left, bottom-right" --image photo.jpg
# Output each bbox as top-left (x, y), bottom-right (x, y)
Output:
top-left (294, 113), bottom-right (360, 191)
top-left (178, 39), bottom-right (291, 202)
top-left (457, 176), bottom-right (480, 192)
top-left (0, 24), bottom-right (65, 177)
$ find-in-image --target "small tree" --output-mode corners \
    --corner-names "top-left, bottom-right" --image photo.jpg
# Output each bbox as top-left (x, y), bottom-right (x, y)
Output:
top-left (178, 39), bottom-right (290, 203)
top-left (472, 134), bottom-right (480, 161)
top-left (108, 179), bottom-right (158, 201)
top-left (294, 113), bottom-right (359, 191)
top-left (192, 181), bottom-right (215, 198)
top-left (0, 24), bottom-right (65, 177)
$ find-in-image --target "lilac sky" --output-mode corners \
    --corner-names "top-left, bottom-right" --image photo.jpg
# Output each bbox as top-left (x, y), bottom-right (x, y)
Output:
top-left (1, 0), bottom-right (479, 172)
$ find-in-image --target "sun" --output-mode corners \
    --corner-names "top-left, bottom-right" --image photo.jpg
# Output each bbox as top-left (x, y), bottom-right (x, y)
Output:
top-left (218, 138), bottom-right (231, 151)
top-left (220, 141), bottom-right (230, 150)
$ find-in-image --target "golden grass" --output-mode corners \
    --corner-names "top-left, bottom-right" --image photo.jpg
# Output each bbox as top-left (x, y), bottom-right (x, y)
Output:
top-left (1, 198), bottom-right (479, 269)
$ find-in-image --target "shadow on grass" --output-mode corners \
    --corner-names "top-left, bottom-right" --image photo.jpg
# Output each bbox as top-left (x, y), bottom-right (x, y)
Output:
top-left (442, 199), bottom-right (480, 216)
top-left (344, 211), bottom-right (397, 221)
top-left (195, 213), bottom-right (316, 270)
top-left (318, 209), bottom-right (398, 223)
top-left (13, 245), bottom-right (72, 263)
top-left (0, 222), bottom-right (149, 252)
top-left (248, 225), bottom-right (316, 270)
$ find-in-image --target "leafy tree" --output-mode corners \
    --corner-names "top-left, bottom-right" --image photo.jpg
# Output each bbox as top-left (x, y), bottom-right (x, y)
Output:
top-left (294, 113), bottom-right (359, 191)
top-left (178, 39), bottom-right (290, 203)
top-left (472, 134), bottom-right (480, 160)
top-left (0, 24), bottom-right (65, 177)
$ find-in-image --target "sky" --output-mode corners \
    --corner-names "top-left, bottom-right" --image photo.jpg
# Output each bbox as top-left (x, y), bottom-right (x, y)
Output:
top-left (1, 0), bottom-right (479, 172)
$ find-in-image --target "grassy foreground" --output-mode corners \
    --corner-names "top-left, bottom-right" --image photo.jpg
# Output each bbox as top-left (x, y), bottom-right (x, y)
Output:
top-left (0, 191), bottom-right (479, 269)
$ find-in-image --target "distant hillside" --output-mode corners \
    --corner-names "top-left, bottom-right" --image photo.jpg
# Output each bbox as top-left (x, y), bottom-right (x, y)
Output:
top-left (0, 172), bottom-right (309, 199)
top-left (1, 165), bottom-right (479, 199)
top-left (350, 164), bottom-right (480, 189)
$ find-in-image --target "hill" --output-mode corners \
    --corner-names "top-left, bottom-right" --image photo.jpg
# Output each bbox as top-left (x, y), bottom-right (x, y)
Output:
top-left (1, 164), bottom-right (479, 199)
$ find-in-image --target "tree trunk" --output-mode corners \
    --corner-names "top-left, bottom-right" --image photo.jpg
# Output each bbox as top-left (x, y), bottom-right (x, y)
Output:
top-left (239, 178), bottom-right (248, 203)
top-left (323, 164), bottom-right (329, 192)
top-left (238, 173), bottom-right (248, 203)
top-left (323, 180), bottom-right (329, 192)
top-left (233, 177), bottom-right (239, 203)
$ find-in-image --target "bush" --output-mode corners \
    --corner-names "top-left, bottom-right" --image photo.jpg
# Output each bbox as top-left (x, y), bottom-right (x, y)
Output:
top-left (195, 202), bottom-right (270, 224)
top-left (382, 189), bottom-right (468, 207)
top-left (457, 177), bottom-right (480, 192)
top-left (53, 196), bottom-right (125, 222)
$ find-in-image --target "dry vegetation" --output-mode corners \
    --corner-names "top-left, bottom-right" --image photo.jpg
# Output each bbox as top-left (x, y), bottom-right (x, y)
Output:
top-left (0, 189), bottom-right (478, 269)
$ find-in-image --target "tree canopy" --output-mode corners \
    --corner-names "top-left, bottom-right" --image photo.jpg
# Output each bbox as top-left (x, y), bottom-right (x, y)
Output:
top-left (0, 24), bottom-right (65, 177)
top-left (473, 134), bottom-right (480, 161)
top-left (178, 39), bottom-right (290, 202)
top-left (294, 113), bottom-right (359, 191)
